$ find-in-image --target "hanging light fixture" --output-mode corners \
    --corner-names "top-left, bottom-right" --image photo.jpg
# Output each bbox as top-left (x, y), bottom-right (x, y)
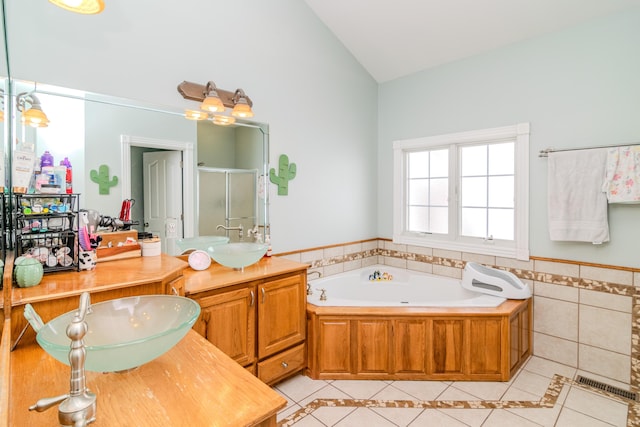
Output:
top-left (231, 89), bottom-right (254, 118)
top-left (49, 0), bottom-right (105, 14)
top-left (17, 93), bottom-right (50, 128)
top-left (177, 80), bottom-right (254, 125)
top-left (200, 81), bottom-right (225, 113)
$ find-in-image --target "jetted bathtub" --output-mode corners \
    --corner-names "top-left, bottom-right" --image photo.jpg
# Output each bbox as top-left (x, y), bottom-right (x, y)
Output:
top-left (307, 265), bottom-right (505, 307)
top-left (305, 264), bottom-right (532, 382)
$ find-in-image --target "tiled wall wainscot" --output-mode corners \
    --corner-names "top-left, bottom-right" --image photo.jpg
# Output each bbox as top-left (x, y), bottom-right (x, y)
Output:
top-left (279, 239), bottom-right (639, 392)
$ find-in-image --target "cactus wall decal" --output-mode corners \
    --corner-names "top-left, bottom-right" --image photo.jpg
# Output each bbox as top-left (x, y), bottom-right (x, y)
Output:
top-left (269, 154), bottom-right (297, 196)
top-left (90, 164), bottom-right (119, 195)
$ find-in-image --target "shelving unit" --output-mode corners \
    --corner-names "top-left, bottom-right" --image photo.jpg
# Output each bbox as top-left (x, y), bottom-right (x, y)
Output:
top-left (14, 193), bottom-right (79, 273)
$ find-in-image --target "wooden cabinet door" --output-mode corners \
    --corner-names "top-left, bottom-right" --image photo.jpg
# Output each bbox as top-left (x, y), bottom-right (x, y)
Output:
top-left (257, 274), bottom-right (306, 359)
top-left (394, 319), bottom-right (428, 375)
top-left (431, 319), bottom-right (464, 375)
top-left (166, 276), bottom-right (185, 296)
top-left (355, 319), bottom-right (391, 375)
top-left (194, 288), bottom-right (256, 367)
top-left (314, 318), bottom-right (351, 374)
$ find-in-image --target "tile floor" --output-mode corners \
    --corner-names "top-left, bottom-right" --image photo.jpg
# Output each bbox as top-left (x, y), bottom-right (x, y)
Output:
top-left (273, 357), bottom-right (636, 426)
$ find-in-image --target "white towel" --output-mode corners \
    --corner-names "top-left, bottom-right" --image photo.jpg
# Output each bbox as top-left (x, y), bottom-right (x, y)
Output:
top-left (547, 149), bottom-right (609, 243)
top-left (602, 146), bottom-right (640, 203)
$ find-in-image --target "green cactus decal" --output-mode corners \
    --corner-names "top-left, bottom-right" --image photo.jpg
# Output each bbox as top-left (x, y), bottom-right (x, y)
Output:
top-left (269, 154), bottom-right (297, 196)
top-left (90, 164), bottom-right (119, 195)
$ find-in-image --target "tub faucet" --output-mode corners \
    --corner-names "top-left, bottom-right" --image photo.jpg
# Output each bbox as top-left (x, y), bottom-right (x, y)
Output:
top-left (216, 224), bottom-right (243, 239)
top-left (30, 292), bottom-right (97, 427)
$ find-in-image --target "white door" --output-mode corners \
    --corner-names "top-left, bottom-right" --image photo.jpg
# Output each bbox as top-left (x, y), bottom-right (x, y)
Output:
top-left (143, 151), bottom-right (183, 253)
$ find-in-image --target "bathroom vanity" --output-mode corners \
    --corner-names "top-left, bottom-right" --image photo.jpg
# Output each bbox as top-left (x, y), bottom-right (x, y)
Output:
top-left (184, 256), bottom-right (309, 385)
top-left (0, 253), bottom-right (290, 426)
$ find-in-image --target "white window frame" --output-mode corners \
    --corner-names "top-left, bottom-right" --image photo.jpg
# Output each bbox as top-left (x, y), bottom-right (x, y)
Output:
top-left (393, 123), bottom-right (530, 260)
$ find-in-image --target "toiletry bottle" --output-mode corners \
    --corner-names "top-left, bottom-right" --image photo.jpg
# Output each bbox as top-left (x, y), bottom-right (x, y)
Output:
top-left (61, 157), bottom-right (73, 193)
top-left (40, 150), bottom-right (54, 168)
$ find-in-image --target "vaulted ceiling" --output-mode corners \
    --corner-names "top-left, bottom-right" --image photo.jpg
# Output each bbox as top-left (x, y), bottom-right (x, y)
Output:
top-left (304, 0), bottom-right (640, 82)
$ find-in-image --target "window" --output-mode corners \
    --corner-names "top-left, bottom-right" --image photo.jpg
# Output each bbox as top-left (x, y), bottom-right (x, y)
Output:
top-left (393, 123), bottom-right (529, 260)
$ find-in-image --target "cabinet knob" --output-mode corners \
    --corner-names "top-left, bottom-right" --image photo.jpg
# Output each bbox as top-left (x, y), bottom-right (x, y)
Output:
top-left (281, 361), bottom-right (288, 369)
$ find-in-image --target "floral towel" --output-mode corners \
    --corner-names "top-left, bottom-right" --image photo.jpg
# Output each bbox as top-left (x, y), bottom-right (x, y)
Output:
top-left (602, 146), bottom-right (640, 203)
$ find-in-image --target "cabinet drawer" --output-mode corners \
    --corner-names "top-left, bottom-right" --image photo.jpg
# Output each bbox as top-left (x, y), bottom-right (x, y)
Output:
top-left (257, 343), bottom-right (306, 385)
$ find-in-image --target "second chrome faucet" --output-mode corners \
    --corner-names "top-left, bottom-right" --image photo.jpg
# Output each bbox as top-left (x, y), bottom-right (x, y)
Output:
top-left (216, 224), bottom-right (244, 239)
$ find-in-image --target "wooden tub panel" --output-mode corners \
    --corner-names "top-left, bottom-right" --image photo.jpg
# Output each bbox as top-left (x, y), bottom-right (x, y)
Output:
top-left (306, 299), bottom-right (532, 381)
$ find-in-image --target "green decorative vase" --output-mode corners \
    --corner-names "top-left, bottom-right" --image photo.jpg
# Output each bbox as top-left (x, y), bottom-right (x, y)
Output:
top-left (15, 257), bottom-right (44, 288)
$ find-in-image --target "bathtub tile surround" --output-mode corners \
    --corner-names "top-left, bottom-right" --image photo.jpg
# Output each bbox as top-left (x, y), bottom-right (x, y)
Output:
top-left (280, 238), bottom-right (640, 393)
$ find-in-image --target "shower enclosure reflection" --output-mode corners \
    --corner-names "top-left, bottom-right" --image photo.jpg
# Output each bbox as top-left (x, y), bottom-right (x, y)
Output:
top-left (198, 167), bottom-right (258, 242)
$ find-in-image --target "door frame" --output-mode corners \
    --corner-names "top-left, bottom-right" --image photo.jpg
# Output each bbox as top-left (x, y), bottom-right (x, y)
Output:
top-left (120, 135), bottom-right (195, 238)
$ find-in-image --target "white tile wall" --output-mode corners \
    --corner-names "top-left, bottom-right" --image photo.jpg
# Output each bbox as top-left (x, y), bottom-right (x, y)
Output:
top-left (534, 296), bottom-right (578, 341)
top-left (579, 305), bottom-right (631, 355)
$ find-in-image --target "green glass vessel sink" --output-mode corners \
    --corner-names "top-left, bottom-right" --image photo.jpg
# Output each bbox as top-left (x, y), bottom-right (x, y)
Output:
top-left (174, 236), bottom-right (230, 255)
top-left (208, 242), bottom-right (268, 269)
top-left (25, 295), bottom-right (200, 373)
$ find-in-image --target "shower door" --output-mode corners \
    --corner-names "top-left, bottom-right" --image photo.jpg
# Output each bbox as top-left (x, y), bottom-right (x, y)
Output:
top-left (197, 167), bottom-right (258, 242)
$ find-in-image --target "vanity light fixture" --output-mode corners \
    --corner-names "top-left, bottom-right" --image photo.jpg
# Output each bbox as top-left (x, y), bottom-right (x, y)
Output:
top-left (200, 81), bottom-right (225, 113)
top-left (17, 93), bottom-right (50, 128)
top-left (49, 0), bottom-right (105, 14)
top-left (231, 89), bottom-right (254, 118)
top-left (177, 80), bottom-right (254, 122)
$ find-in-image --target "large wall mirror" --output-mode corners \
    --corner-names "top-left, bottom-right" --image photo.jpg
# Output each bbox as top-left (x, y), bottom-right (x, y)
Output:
top-left (5, 79), bottom-right (269, 255)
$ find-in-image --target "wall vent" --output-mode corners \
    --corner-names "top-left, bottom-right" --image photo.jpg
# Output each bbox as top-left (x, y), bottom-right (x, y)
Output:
top-left (576, 375), bottom-right (638, 402)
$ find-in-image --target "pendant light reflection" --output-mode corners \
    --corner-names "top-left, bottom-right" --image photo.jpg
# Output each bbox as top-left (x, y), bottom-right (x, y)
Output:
top-left (212, 115), bottom-right (236, 126)
top-left (17, 93), bottom-right (50, 128)
top-left (184, 110), bottom-right (208, 121)
top-left (49, 0), bottom-right (105, 14)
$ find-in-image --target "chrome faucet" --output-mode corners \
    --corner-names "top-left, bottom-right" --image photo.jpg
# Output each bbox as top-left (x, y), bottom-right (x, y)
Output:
top-left (216, 224), bottom-right (244, 239)
top-left (30, 292), bottom-right (97, 427)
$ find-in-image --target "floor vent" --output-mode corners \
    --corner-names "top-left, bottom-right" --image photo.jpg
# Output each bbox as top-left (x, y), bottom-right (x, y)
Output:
top-left (576, 375), bottom-right (638, 402)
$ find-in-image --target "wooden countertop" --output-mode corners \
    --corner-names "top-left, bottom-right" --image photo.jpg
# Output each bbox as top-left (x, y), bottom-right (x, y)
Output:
top-left (184, 256), bottom-right (310, 295)
top-left (11, 254), bottom-right (187, 306)
top-left (8, 330), bottom-right (286, 426)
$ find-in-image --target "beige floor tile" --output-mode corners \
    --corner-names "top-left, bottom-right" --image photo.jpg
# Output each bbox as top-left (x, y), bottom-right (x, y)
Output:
top-left (436, 386), bottom-right (478, 401)
top-left (506, 383), bottom-right (570, 426)
top-left (298, 384), bottom-right (352, 408)
top-left (447, 381), bottom-right (510, 400)
top-left (437, 408), bottom-right (492, 426)
top-left (510, 370), bottom-right (556, 398)
top-left (409, 409), bottom-right (468, 426)
top-left (563, 386), bottom-right (628, 426)
top-left (523, 356), bottom-right (577, 379)
top-left (334, 407), bottom-right (397, 426)
top-left (482, 409), bottom-right (543, 426)
top-left (370, 407), bottom-right (424, 426)
top-left (372, 385), bottom-right (421, 401)
top-left (311, 406), bottom-right (358, 426)
top-left (288, 414), bottom-right (328, 427)
top-left (387, 380), bottom-right (449, 401)
top-left (555, 407), bottom-right (615, 427)
top-left (330, 379), bottom-right (391, 399)
top-left (275, 374), bottom-right (330, 402)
